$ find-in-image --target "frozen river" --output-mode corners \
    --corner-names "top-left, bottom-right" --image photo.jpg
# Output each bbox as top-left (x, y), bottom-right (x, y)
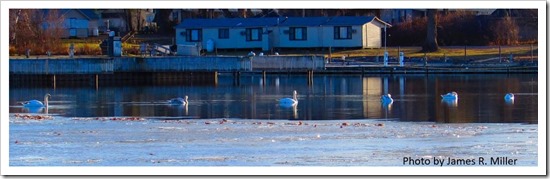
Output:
top-left (9, 116), bottom-right (537, 166)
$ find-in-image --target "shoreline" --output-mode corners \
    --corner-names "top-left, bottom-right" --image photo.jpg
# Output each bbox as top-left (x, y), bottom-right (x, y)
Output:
top-left (9, 55), bottom-right (538, 75)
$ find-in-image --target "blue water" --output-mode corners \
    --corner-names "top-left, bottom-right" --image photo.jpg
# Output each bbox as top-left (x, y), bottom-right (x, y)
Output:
top-left (9, 74), bottom-right (538, 123)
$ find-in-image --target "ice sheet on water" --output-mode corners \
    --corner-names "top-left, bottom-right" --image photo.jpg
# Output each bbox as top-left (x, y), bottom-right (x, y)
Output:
top-left (9, 114), bottom-right (538, 166)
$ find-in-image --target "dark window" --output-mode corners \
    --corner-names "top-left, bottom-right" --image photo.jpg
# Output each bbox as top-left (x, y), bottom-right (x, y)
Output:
top-left (246, 28), bottom-right (262, 41)
top-left (218, 28), bottom-right (229, 39)
top-left (186, 29), bottom-right (202, 42)
top-left (289, 27), bottom-right (307, 41)
top-left (334, 26), bottom-right (352, 39)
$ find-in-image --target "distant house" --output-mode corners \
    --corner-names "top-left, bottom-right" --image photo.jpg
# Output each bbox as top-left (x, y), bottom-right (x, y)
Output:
top-left (100, 9), bottom-right (127, 34)
top-left (380, 9), bottom-right (425, 25)
top-left (56, 9), bottom-right (100, 38)
top-left (174, 16), bottom-right (391, 51)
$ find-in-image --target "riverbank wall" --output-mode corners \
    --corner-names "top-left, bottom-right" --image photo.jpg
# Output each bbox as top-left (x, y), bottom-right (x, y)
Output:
top-left (9, 55), bottom-right (537, 87)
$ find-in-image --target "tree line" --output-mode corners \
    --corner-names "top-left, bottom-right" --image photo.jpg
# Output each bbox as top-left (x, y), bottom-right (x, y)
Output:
top-left (9, 9), bottom-right (537, 55)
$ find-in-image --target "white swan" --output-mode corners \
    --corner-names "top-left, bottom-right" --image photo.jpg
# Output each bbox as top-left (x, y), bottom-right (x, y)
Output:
top-left (504, 93), bottom-right (514, 104)
top-left (441, 99), bottom-right (458, 107)
top-left (441, 91), bottom-right (458, 100)
top-left (170, 96), bottom-right (188, 105)
top-left (380, 94), bottom-right (394, 103)
top-left (22, 93), bottom-right (51, 108)
top-left (504, 93), bottom-right (514, 100)
top-left (279, 90), bottom-right (298, 107)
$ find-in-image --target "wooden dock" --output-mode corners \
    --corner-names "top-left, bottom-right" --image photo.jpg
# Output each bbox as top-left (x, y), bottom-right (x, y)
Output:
top-left (9, 55), bottom-right (536, 87)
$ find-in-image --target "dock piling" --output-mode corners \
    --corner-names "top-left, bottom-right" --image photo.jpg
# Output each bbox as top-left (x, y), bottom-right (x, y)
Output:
top-left (214, 71), bottom-right (218, 86)
top-left (262, 71), bottom-right (266, 86)
top-left (53, 75), bottom-right (56, 89)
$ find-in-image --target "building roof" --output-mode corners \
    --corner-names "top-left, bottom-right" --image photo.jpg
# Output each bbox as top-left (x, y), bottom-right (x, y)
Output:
top-left (176, 17), bottom-right (280, 28)
top-left (175, 16), bottom-right (392, 29)
top-left (43, 9), bottom-right (99, 20)
top-left (276, 17), bottom-right (329, 26)
top-left (325, 16), bottom-right (391, 27)
top-left (76, 9), bottom-right (100, 20)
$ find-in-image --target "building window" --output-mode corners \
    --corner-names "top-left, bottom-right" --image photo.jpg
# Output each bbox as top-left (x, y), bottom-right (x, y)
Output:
top-left (219, 28), bottom-right (229, 39)
top-left (334, 26), bottom-right (352, 39)
top-left (289, 27), bottom-right (307, 41)
top-left (186, 29), bottom-right (202, 42)
top-left (246, 28), bottom-right (262, 41)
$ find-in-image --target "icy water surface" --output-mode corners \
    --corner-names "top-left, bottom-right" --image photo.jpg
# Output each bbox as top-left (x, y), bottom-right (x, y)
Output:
top-left (9, 116), bottom-right (537, 166)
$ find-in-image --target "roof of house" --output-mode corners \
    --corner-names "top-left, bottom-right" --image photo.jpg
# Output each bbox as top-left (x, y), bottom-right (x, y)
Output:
top-left (176, 17), bottom-right (280, 28)
top-left (76, 9), bottom-right (100, 20)
top-left (43, 9), bottom-right (99, 20)
top-left (175, 16), bottom-right (392, 28)
top-left (276, 17), bottom-right (330, 26)
top-left (325, 16), bottom-right (391, 26)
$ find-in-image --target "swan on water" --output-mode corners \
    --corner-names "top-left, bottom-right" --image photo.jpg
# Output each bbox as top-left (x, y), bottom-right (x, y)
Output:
top-left (441, 91), bottom-right (458, 100)
top-left (380, 94), bottom-right (394, 103)
top-left (22, 93), bottom-right (51, 108)
top-left (170, 96), bottom-right (188, 105)
top-left (441, 99), bottom-right (458, 107)
top-left (505, 93), bottom-right (514, 104)
top-left (279, 90), bottom-right (298, 107)
top-left (505, 93), bottom-right (515, 100)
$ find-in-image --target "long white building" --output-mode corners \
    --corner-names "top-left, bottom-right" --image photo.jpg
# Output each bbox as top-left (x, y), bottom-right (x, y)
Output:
top-left (174, 16), bottom-right (391, 51)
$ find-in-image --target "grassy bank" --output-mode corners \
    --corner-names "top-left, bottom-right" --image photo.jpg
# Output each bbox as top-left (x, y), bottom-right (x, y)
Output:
top-left (10, 38), bottom-right (537, 61)
top-left (331, 46), bottom-right (537, 60)
top-left (9, 38), bottom-right (143, 57)
top-left (205, 45), bottom-right (537, 61)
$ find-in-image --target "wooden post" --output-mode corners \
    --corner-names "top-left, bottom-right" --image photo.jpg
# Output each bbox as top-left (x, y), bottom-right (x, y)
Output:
top-left (464, 45), bottom-right (467, 61)
top-left (424, 52), bottom-right (427, 67)
top-left (95, 74), bottom-right (99, 90)
top-left (499, 45), bottom-right (502, 63)
top-left (53, 75), bottom-right (56, 89)
top-left (214, 71), bottom-right (218, 86)
top-left (531, 44), bottom-right (534, 62)
top-left (307, 70), bottom-right (313, 86)
top-left (234, 71), bottom-right (240, 86)
top-left (328, 46), bottom-right (332, 63)
top-left (262, 70), bottom-right (266, 86)
top-left (397, 46), bottom-right (400, 58)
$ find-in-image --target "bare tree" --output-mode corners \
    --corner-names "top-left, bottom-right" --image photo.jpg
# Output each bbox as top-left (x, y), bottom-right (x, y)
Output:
top-left (124, 9), bottom-right (146, 32)
top-left (154, 9), bottom-right (173, 34)
top-left (422, 9), bottom-right (439, 52)
top-left (490, 12), bottom-right (519, 45)
top-left (9, 9), bottom-right (65, 55)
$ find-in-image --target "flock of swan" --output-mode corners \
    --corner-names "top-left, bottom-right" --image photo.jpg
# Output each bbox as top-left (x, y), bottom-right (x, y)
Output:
top-left (381, 91), bottom-right (515, 106)
top-left (20, 91), bottom-right (515, 113)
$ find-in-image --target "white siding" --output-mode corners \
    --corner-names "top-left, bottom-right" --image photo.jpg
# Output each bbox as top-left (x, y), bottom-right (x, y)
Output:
top-left (176, 27), bottom-right (266, 49)
top-left (175, 20), bottom-right (387, 49)
top-left (366, 22), bottom-right (382, 48)
top-left (321, 25), bottom-right (363, 48)
top-left (277, 27), bottom-right (323, 48)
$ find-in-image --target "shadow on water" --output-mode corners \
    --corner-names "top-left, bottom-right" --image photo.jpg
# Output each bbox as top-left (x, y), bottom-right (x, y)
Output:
top-left (9, 74), bottom-right (537, 124)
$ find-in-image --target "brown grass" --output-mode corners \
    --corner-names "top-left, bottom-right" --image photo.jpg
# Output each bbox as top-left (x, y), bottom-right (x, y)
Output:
top-left (330, 45), bottom-right (538, 60)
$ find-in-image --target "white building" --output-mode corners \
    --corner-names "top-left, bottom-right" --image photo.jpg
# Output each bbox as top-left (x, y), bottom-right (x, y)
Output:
top-left (50, 9), bottom-right (100, 38)
top-left (174, 16), bottom-right (391, 51)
